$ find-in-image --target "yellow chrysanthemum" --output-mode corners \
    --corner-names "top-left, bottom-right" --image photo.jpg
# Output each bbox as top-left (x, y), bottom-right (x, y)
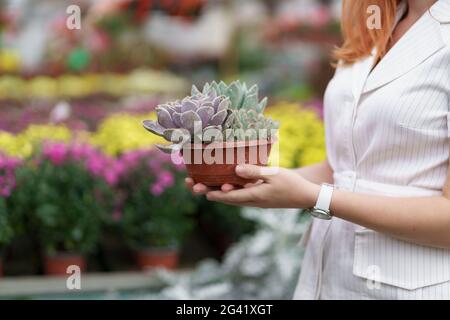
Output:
top-left (0, 49), bottom-right (21, 72)
top-left (18, 124), bottom-right (72, 147)
top-left (0, 76), bottom-right (27, 100)
top-left (91, 112), bottom-right (165, 156)
top-left (267, 102), bottom-right (326, 168)
top-left (28, 76), bottom-right (58, 99)
top-left (0, 131), bottom-right (33, 159)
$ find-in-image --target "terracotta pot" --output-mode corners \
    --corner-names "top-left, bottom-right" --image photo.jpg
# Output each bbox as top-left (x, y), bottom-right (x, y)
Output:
top-left (182, 139), bottom-right (273, 187)
top-left (135, 247), bottom-right (179, 270)
top-left (43, 253), bottom-right (86, 276)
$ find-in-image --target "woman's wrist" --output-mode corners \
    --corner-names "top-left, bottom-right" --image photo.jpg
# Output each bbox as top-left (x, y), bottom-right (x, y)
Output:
top-left (304, 182), bottom-right (321, 209)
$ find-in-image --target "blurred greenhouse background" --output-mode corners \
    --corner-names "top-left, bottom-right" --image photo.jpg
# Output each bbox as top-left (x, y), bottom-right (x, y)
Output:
top-left (0, 0), bottom-right (339, 299)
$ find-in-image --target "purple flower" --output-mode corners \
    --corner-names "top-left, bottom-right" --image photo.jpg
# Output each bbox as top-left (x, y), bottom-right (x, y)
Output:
top-left (70, 143), bottom-right (95, 161)
top-left (112, 209), bottom-right (122, 221)
top-left (43, 142), bottom-right (68, 165)
top-left (0, 153), bottom-right (22, 198)
top-left (86, 153), bottom-right (105, 177)
top-left (103, 168), bottom-right (118, 186)
top-left (158, 171), bottom-right (174, 188)
top-left (150, 183), bottom-right (165, 196)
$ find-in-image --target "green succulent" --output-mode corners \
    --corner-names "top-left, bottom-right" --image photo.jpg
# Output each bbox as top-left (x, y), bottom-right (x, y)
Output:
top-left (229, 109), bottom-right (279, 141)
top-left (192, 80), bottom-right (268, 113)
top-left (143, 81), bottom-right (279, 151)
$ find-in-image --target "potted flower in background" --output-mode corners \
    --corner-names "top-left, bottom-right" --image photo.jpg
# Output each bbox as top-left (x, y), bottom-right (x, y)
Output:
top-left (11, 143), bottom-right (116, 276)
top-left (0, 153), bottom-right (21, 277)
top-left (143, 81), bottom-right (279, 186)
top-left (117, 148), bottom-right (196, 270)
top-left (197, 198), bottom-right (256, 256)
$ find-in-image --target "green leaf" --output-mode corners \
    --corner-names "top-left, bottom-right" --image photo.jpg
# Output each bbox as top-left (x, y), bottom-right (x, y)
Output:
top-left (227, 82), bottom-right (245, 110)
top-left (241, 93), bottom-right (258, 110)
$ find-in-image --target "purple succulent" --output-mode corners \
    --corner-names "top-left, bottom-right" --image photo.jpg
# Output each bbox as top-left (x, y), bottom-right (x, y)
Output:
top-left (143, 92), bottom-right (235, 153)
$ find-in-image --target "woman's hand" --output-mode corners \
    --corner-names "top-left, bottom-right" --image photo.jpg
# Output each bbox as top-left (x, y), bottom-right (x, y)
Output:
top-left (186, 165), bottom-right (320, 209)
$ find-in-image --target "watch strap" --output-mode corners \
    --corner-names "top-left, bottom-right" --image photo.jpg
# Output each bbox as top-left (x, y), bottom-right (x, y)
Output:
top-left (315, 183), bottom-right (334, 212)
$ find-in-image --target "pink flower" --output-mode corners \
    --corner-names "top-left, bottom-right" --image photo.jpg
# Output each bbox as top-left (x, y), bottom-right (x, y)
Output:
top-left (43, 143), bottom-right (68, 165)
top-left (70, 143), bottom-right (95, 161)
top-left (0, 154), bottom-right (20, 198)
top-left (0, 186), bottom-right (11, 197)
top-left (112, 209), bottom-right (122, 221)
top-left (104, 168), bottom-right (118, 186)
top-left (158, 171), bottom-right (174, 188)
top-left (86, 154), bottom-right (105, 176)
top-left (150, 183), bottom-right (165, 196)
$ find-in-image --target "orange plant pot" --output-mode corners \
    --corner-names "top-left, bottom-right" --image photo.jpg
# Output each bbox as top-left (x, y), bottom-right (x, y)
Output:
top-left (44, 253), bottom-right (86, 276)
top-left (135, 248), bottom-right (179, 271)
top-left (182, 140), bottom-right (273, 187)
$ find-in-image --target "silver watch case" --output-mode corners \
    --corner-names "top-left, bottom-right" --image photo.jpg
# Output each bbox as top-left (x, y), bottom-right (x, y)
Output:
top-left (307, 207), bottom-right (332, 220)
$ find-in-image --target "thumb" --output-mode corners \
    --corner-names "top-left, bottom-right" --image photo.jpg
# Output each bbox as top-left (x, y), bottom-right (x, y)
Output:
top-left (235, 164), bottom-right (279, 181)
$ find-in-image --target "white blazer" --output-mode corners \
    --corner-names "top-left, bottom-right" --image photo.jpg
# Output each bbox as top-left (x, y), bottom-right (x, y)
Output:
top-left (295, 0), bottom-right (450, 299)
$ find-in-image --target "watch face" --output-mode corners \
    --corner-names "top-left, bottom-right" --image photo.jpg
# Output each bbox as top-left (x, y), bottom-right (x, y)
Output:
top-left (310, 208), bottom-right (332, 220)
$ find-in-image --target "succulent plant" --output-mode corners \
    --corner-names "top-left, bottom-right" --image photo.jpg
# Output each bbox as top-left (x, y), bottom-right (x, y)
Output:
top-left (143, 92), bottom-right (235, 153)
top-left (229, 109), bottom-right (279, 141)
top-left (192, 81), bottom-right (268, 113)
top-left (143, 81), bottom-right (279, 153)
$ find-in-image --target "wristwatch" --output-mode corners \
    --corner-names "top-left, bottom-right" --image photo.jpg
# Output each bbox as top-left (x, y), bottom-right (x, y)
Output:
top-left (306, 183), bottom-right (334, 220)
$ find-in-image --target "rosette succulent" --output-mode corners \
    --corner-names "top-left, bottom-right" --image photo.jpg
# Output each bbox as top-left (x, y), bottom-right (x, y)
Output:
top-left (143, 91), bottom-right (234, 152)
top-left (143, 81), bottom-right (279, 153)
top-left (231, 109), bottom-right (279, 140)
top-left (193, 80), bottom-right (268, 113)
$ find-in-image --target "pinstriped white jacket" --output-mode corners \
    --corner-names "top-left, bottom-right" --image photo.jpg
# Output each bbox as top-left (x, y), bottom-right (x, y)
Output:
top-left (295, 0), bottom-right (450, 299)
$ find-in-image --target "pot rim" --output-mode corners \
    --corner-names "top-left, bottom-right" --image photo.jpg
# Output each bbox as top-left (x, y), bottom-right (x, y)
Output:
top-left (135, 246), bottom-right (180, 254)
top-left (44, 251), bottom-right (85, 258)
top-left (183, 138), bottom-right (276, 150)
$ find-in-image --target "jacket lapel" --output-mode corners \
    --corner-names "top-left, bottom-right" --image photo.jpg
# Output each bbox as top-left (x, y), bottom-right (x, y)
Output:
top-left (362, 3), bottom-right (446, 94)
top-left (351, 53), bottom-right (375, 104)
top-left (429, 0), bottom-right (450, 24)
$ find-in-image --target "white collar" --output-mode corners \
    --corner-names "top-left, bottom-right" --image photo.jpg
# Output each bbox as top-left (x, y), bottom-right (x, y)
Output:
top-left (429, 0), bottom-right (450, 24)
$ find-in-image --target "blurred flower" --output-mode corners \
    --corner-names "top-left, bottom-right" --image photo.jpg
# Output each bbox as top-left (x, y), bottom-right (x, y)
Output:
top-left (91, 113), bottom-right (164, 156)
top-left (0, 152), bottom-right (22, 198)
top-left (43, 142), bottom-right (68, 165)
top-left (18, 124), bottom-right (72, 147)
top-left (158, 170), bottom-right (175, 188)
top-left (0, 131), bottom-right (33, 159)
top-left (150, 183), bottom-right (165, 196)
top-left (28, 77), bottom-right (58, 99)
top-left (0, 49), bottom-right (20, 72)
top-left (0, 70), bottom-right (188, 100)
top-left (267, 102), bottom-right (326, 168)
top-left (112, 209), bottom-right (122, 221)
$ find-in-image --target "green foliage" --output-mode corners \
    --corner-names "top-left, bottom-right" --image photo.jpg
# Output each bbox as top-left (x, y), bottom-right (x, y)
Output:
top-left (231, 109), bottom-right (279, 140)
top-left (194, 80), bottom-right (268, 114)
top-left (199, 199), bottom-right (256, 241)
top-left (237, 35), bottom-right (270, 72)
top-left (9, 161), bottom-right (114, 254)
top-left (118, 156), bottom-right (196, 249)
top-left (0, 197), bottom-right (13, 246)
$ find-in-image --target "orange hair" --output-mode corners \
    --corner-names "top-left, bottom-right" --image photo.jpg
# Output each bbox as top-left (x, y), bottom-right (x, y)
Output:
top-left (334, 0), bottom-right (402, 65)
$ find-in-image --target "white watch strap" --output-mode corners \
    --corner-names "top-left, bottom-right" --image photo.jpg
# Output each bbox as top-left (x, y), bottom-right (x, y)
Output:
top-left (315, 183), bottom-right (334, 211)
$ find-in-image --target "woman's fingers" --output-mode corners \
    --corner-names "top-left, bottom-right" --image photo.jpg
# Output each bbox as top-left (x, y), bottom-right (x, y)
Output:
top-left (185, 178), bottom-right (210, 195)
top-left (221, 184), bottom-right (235, 192)
top-left (193, 183), bottom-right (210, 194)
top-left (244, 180), bottom-right (264, 188)
top-left (235, 165), bottom-right (278, 181)
top-left (185, 177), bottom-right (194, 190)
